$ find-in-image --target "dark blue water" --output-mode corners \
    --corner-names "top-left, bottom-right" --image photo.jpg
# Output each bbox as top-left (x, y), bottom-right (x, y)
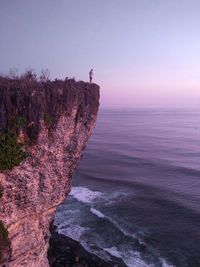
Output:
top-left (55, 108), bottom-right (200, 267)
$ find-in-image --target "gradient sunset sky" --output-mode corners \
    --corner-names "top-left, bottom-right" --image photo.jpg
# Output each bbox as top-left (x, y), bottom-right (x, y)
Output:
top-left (0, 0), bottom-right (200, 108)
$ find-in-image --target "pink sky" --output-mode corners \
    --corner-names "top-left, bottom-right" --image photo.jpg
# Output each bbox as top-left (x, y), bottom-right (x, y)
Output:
top-left (0, 0), bottom-right (200, 108)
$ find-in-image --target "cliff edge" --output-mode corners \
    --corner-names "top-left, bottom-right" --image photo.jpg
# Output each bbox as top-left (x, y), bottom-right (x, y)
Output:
top-left (0, 76), bottom-right (100, 266)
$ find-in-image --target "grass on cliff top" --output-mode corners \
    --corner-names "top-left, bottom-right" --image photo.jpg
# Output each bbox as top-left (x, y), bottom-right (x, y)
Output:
top-left (0, 68), bottom-right (77, 86)
top-left (0, 129), bottom-right (26, 170)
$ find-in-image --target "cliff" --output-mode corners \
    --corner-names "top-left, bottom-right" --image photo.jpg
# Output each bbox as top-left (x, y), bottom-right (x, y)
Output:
top-left (0, 76), bottom-right (100, 266)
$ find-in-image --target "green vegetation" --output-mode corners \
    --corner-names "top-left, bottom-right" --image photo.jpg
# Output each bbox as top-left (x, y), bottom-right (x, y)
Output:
top-left (0, 222), bottom-right (8, 242)
top-left (43, 113), bottom-right (51, 126)
top-left (13, 116), bottom-right (26, 129)
top-left (0, 187), bottom-right (3, 198)
top-left (0, 221), bottom-right (9, 263)
top-left (0, 129), bottom-right (26, 170)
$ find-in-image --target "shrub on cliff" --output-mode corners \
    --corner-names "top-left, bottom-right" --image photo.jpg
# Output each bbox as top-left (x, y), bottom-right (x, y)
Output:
top-left (0, 130), bottom-right (26, 170)
top-left (13, 116), bottom-right (26, 129)
top-left (43, 113), bottom-right (52, 126)
top-left (0, 187), bottom-right (3, 198)
top-left (0, 221), bottom-right (9, 263)
top-left (20, 69), bottom-right (37, 82)
top-left (0, 222), bottom-right (8, 242)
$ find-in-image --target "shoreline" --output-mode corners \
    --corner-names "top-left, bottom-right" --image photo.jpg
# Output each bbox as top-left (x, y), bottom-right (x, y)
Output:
top-left (48, 226), bottom-right (126, 267)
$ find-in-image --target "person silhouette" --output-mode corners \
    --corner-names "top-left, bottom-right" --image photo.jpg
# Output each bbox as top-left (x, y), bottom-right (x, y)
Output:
top-left (89, 69), bottom-right (94, 83)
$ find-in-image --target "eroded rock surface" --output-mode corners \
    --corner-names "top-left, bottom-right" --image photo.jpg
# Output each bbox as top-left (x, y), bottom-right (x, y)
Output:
top-left (0, 78), bottom-right (99, 266)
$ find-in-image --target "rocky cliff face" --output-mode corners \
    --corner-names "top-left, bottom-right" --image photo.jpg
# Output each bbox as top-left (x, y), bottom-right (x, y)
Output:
top-left (0, 77), bottom-right (99, 267)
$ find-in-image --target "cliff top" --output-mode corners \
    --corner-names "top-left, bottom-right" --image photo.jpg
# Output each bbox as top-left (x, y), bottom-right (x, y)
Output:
top-left (0, 75), bottom-right (99, 143)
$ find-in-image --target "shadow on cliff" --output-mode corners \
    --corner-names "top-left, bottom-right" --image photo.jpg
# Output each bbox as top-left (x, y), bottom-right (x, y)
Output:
top-left (0, 71), bottom-right (99, 143)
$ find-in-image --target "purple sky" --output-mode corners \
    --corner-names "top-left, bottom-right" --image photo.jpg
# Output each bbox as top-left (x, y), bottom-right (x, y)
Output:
top-left (0, 0), bottom-right (200, 108)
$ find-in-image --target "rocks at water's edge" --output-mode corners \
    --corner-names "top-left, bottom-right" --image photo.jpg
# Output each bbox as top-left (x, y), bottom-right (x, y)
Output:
top-left (48, 225), bottom-right (118, 267)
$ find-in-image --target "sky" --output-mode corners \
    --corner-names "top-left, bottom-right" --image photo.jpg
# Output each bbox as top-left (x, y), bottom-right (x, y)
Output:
top-left (0, 0), bottom-right (200, 108)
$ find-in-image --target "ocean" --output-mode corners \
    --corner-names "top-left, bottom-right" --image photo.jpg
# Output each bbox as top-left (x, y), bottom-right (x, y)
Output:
top-left (55, 108), bottom-right (200, 267)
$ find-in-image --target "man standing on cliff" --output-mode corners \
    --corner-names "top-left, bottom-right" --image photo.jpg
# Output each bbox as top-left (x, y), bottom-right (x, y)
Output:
top-left (89, 69), bottom-right (94, 83)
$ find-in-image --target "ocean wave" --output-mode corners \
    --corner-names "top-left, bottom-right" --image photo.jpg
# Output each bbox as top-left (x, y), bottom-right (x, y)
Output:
top-left (59, 186), bottom-right (175, 267)
top-left (55, 206), bottom-right (174, 267)
top-left (90, 208), bottom-right (105, 218)
top-left (103, 246), bottom-right (152, 267)
top-left (57, 224), bottom-right (87, 241)
top-left (88, 207), bottom-right (174, 267)
top-left (161, 259), bottom-right (174, 267)
top-left (69, 186), bottom-right (103, 203)
top-left (103, 246), bottom-right (174, 267)
top-left (74, 189), bottom-right (144, 241)
top-left (96, 210), bottom-right (139, 240)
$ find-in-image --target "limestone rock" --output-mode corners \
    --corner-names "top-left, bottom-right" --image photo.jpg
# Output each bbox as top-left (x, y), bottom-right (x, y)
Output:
top-left (0, 78), bottom-right (99, 267)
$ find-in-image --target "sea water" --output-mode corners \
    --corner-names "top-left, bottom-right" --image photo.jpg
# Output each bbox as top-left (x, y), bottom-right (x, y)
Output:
top-left (55, 108), bottom-right (200, 267)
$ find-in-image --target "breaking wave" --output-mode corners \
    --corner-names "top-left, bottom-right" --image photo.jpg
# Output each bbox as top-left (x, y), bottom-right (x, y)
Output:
top-left (55, 186), bottom-right (175, 267)
top-left (69, 186), bottom-right (103, 203)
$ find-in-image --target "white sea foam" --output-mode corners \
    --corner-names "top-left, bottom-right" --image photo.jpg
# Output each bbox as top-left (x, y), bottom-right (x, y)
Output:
top-left (105, 215), bottom-right (138, 240)
top-left (89, 212), bottom-right (174, 267)
top-left (70, 186), bottom-right (103, 203)
top-left (54, 210), bottom-right (79, 228)
top-left (89, 205), bottom-right (141, 241)
top-left (161, 258), bottom-right (174, 267)
top-left (104, 246), bottom-right (174, 267)
top-left (57, 224), bottom-right (87, 241)
top-left (89, 207), bottom-right (139, 240)
top-left (103, 247), bottom-right (122, 259)
top-left (103, 246), bottom-right (153, 267)
top-left (90, 208), bottom-right (105, 218)
top-left (57, 186), bottom-right (175, 267)
top-left (104, 191), bottom-right (128, 206)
